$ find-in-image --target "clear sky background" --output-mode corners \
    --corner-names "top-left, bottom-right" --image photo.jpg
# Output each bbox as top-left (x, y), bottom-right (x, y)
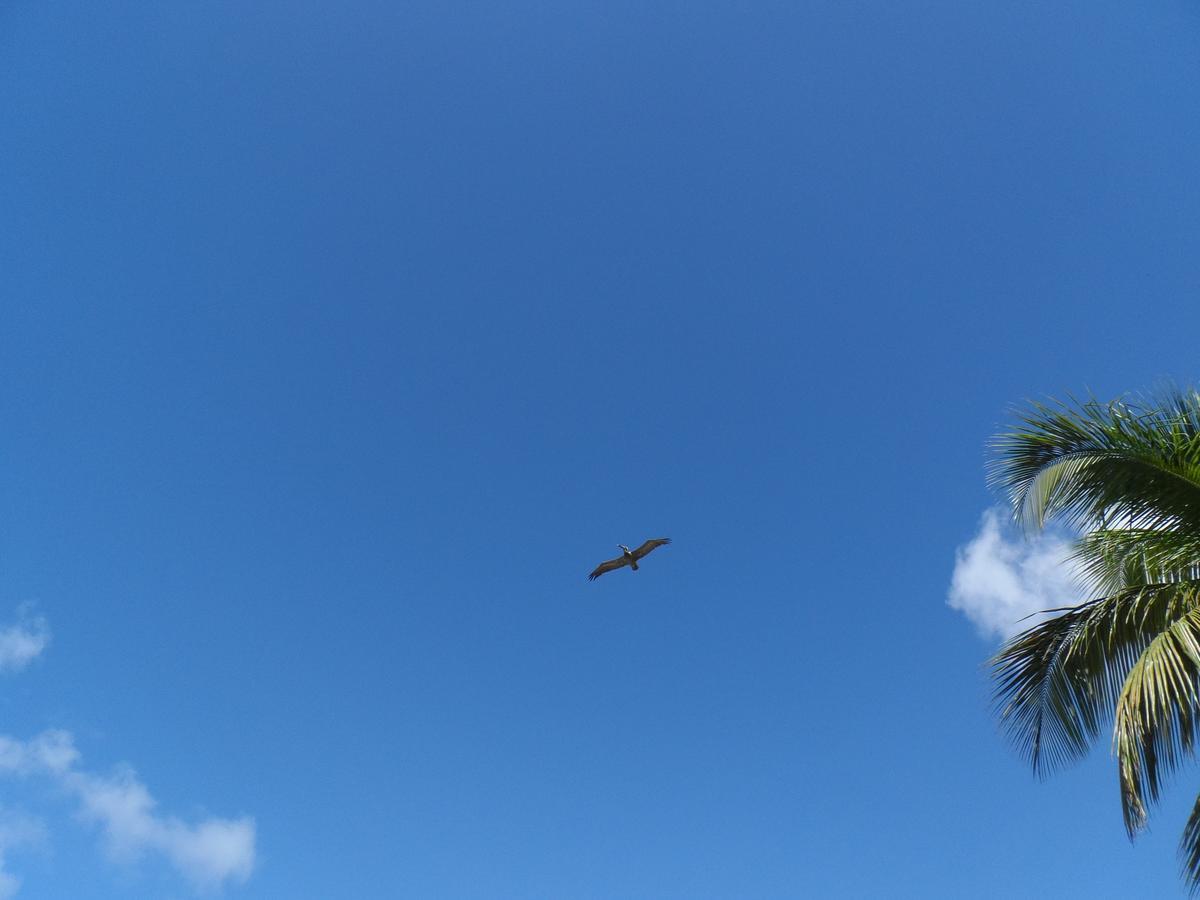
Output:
top-left (3, 1), bottom-right (1200, 898)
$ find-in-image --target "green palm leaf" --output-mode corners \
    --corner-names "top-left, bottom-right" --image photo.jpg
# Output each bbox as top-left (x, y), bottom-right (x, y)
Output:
top-left (991, 582), bottom-right (1198, 775)
top-left (1180, 792), bottom-right (1200, 892)
top-left (1074, 528), bottom-right (1200, 594)
top-left (990, 392), bottom-right (1200, 534)
top-left (1113, 604), bottom-right (1200, 835)
top-left (985, 387), bottom-right (1200, 893)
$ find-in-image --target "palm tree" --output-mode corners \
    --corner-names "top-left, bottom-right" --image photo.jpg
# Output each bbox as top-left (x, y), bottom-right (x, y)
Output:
top-left (990, 388), bottom-right (1200, 891)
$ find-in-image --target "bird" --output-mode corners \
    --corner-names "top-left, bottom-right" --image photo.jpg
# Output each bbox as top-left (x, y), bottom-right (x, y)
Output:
top-left (588, 538), bottom-right (671, 580)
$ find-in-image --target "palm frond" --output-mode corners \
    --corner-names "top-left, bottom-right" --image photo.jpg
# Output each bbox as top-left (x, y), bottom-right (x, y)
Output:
top-left (991, 582), bottom-right (1200, 776)
top-left (986, 386), bottom-right (1200, 893)
top-left (1074, 528), bottom-right (1200, 594)
top-left (1180, 791), bottom-right (1200, 893)
top-left (1114, 605), bottom-right (1200, 836)
top-left (989, 392), bottom-right (1200, 535)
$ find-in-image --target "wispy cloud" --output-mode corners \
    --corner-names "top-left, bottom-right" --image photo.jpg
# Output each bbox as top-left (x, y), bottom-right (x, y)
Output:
top-left (0, 727), bottom-right (254, 893)
top-left (948, 507), bottom-right (1082, 640)
top-left (67, 763), bottom-right (256, 890)
top-left (0, 730), bottom-right (78, 776)
top-left (0, 811), bottom-right (46, 900)
top-left (0, 609), bottom-right (49, 674)
top-left (0, 608), bottom-right (256, 895)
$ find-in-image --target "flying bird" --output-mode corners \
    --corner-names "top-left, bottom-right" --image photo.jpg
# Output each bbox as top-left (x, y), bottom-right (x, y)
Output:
top-left (588, 538), bottom-right (671, 581)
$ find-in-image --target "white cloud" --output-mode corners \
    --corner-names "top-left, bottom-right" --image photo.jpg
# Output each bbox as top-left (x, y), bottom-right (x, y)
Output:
top-left (0, 731), bottom-right (254, 894)
top-left (160, 816), bottom-right (256, 890)
top-left (68, 766), bottom-right (255, 890)
top-left (948, 507), bottom-right (1082, 639)
top-left (0, 609), bottom-right (49, 674)
top-left (0, 811), bottom-right (46, 900)
top-left (0, 609), bottom-right (256, 895)
top-left (0, 730), bottom-right (77, 776)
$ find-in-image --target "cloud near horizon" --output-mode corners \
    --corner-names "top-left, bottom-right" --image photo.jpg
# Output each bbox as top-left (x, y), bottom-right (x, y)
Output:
top-left (948, 508), bottom-right (1083, 640)
top-left (69, 764), bottom-right (256, 889)
top-left (0, 729), bottom-right (255, 892)
top-left (0, 811), bottom-right (46, 900)
top-left (0, 608), bottom-right (255, 895)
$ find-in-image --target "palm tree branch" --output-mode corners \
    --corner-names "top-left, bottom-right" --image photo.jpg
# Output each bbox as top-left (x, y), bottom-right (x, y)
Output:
top-left (1074, 529), bottom-right (1200, 594)
top-left (991, 581), bottom-right (1200, 777)
top-left (1180, 791), bottom-right (1200, 893)
top-left (1114, 606), bottom-right (1200, 836)
top-left (990, 395), bottom-right (1200, 534)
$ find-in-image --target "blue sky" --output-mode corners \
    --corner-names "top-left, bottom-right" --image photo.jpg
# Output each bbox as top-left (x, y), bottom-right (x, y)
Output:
top-left (3, 1), bottom-right (1200, 897)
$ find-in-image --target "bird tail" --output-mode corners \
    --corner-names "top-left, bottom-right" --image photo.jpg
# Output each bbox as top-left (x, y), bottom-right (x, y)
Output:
top-left (631, 560), bottom-right (639, 571)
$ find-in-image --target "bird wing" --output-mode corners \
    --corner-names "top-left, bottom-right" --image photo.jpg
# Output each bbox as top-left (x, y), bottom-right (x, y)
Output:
top-left (589, 555), bottom-right (630, 581)
top-left (631, 537), bottom-right (671, 560)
